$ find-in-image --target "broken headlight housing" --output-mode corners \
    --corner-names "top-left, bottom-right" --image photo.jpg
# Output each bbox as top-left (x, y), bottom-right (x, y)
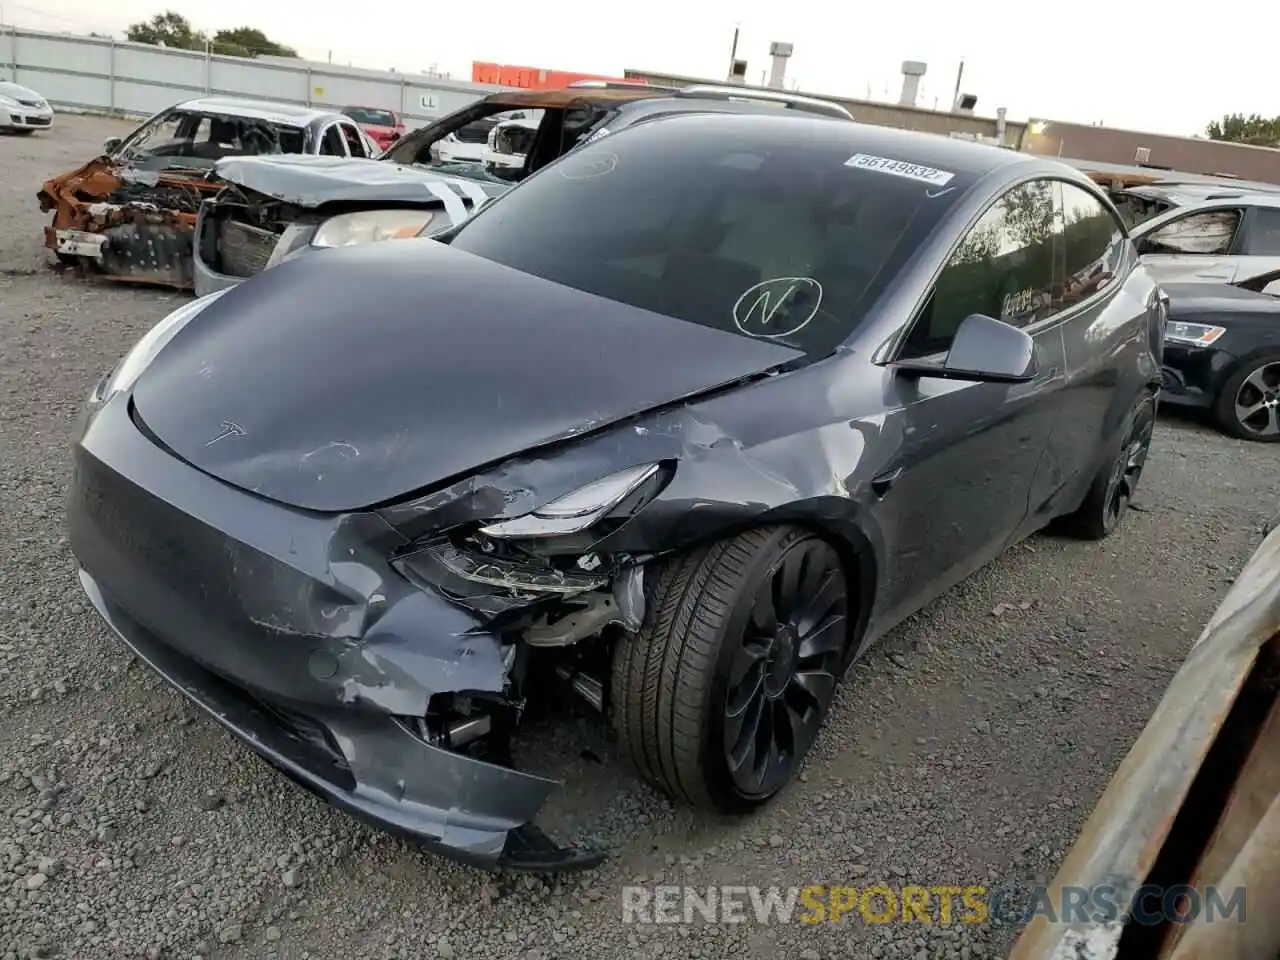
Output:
top-left (311, 210), bottom-right (437, 248)
top-left (479, 464), bottom-right (661, 539)
top-left (393, 464), bottom-right (666, 615)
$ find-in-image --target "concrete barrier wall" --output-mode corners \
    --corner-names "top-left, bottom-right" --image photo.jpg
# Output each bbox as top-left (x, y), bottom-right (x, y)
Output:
top-left (0, 26), bottom-right (503, 130)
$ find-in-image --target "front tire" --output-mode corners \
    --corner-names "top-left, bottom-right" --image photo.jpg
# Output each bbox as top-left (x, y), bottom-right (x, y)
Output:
top-left (1059, 392), bottom-right (1156, 540)
top-left (611, 526), bottom-right (851, 813)
top-left (1213, 353), bottom-right (1280, 443)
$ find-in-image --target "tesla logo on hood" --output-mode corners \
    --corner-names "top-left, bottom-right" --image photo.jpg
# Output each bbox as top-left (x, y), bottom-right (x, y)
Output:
top-left (205, 420), bottom-right (246, 446)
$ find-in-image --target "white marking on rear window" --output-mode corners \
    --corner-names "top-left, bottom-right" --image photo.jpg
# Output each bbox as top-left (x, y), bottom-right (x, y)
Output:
top-left (844, 153), bottom-right (955, 187)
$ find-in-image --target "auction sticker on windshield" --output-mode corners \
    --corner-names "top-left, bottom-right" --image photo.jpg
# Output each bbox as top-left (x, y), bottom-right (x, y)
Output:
top-left (844, 153), bottom-right (955, 187)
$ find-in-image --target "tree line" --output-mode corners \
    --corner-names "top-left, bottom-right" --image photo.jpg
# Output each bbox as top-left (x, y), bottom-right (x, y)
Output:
top-left (125, 10), bottom-right (297, 59)
top-left (1206, 113), bottom-right (1280, 148)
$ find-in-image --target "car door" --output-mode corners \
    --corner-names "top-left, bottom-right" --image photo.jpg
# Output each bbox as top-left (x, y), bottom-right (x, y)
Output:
top-left (1022, 179), bottom-right (1138, 527)
top-left (874, 178), bottom-right (1068, 622)
top-left (1231, 205), bottom-right (1280, 292)
top-left (1135, 206), bottom-right (1245, 283)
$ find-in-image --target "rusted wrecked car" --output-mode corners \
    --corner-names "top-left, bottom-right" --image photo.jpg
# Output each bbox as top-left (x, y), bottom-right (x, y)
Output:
top-left (38, 97), bottom-right (379, 288)
top-left (1011, 522), bottom-right (1280, 959)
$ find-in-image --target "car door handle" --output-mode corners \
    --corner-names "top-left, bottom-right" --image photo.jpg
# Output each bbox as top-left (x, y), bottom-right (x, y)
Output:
top-left (871, 467), bottom-right (903, 498)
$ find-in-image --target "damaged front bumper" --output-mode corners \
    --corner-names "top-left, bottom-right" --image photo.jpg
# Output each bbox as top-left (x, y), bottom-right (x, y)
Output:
top-left (39, 158), bottom-right (222, 289)
top-left (68, 395), bottom-right (606, 870)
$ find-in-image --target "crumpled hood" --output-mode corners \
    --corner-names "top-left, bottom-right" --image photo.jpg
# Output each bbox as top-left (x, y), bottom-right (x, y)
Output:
top-left (215, 154), bottom-right (509, 208)
top-left (131, 239), bottom-right (804, 512)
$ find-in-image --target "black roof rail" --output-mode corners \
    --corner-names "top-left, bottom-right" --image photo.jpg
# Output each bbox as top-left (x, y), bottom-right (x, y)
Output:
top-left (671, 84), bottom-right (854, 120)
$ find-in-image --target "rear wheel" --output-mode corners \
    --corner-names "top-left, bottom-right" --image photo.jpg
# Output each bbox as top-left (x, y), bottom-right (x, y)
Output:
top-left (1213, 353), bottom-right (1280, 443)
top-left (1059, 392), bottom-right (1155, 540)
top-left (612, 526), bottom-right (851, 812)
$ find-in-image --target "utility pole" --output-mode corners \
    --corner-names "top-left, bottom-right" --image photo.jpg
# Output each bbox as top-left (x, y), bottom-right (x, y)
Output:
top-left (951, 57), bottom-right (964, 112)
top-left (727, 24), bottom-right (739, 80)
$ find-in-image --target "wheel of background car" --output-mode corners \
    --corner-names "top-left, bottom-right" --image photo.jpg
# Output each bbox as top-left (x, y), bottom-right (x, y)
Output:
top-left (1057, 392), bottom-right (1156, 540)
top-left (611, 525), bottom-right (851, 813)
top-left (1214, 352), bottom-right (1280, 443)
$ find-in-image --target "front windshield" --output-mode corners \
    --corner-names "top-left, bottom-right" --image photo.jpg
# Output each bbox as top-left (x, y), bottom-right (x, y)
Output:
top-left (118, 109), bottom-right (306, 168)
top-left (345, 107), bottom-right (396, 126)
top-left (447, 116), bottom-right (970, 356)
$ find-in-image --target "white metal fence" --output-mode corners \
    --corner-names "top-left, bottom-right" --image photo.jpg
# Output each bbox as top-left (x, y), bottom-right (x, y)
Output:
top-left (0, 26), bottom-right (503, 130)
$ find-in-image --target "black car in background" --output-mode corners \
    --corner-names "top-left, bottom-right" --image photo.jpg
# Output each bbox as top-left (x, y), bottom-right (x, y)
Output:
top-left (69, 114), bottom-right (1164, 869)
top-left (1160, 273), bottom-right (1280, 441)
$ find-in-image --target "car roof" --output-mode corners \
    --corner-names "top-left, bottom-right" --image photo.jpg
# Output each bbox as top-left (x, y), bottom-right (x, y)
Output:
top-left (172, 97), bottom-right (339, 126)
top-left (613, 110), bottom-right (1040, 181)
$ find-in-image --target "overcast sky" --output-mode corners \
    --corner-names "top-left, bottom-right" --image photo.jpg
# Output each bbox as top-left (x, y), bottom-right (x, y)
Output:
top-left (10, 0), bottom-right (1277, 136)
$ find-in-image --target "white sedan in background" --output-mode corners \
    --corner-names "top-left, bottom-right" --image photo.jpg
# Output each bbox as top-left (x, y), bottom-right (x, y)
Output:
top-left (0, 80), bottom-right (54, 133)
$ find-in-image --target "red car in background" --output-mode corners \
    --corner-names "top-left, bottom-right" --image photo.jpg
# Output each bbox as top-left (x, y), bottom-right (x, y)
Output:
top-left (341, 106), bottom-right (406, 152)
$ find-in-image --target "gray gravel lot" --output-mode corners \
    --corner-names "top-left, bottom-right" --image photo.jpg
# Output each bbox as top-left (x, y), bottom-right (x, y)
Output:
top-left (1, 115), bottom-right (1275, 960)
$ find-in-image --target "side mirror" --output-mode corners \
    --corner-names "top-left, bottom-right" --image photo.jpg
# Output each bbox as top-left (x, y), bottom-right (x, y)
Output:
top-left (895, 314), bottom-right (1038, 384)
top-left (387, 131), bottom-right (401, 142)
top-left (103, 136), bottom-right (122, 154)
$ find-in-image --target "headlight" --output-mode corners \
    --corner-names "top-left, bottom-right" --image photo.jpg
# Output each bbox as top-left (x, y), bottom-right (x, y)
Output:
top-left (98, 289), bottom-right (230, 402)
top-left (479, 464), bottom-right (661, 539)
top-left (311, 210), bottom-right (436, 248)
top-left (1165, 321), bottom-right (1226, 347)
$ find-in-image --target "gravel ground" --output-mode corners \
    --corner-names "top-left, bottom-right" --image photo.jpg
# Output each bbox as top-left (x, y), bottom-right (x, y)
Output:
top-left (1, 115), bottom-right (1275, 960)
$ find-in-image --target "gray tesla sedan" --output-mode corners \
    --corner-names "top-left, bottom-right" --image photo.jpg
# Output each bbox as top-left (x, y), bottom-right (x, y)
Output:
top-left (67, 113), bottom-right (1165, 870)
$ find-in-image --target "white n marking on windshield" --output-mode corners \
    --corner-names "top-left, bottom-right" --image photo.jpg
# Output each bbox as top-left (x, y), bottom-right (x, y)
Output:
top-left (732, 277), bottom-right (824, 340)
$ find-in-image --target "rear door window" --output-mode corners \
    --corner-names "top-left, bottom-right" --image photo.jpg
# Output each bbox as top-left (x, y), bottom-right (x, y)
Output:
top-left (1143, 209), bottom-right (1242, 254)
top-left (1055, 181), bottom-right (1126, 311)
top-left (1241, 207), bottom-right (1280, 255)
top-left (340, 122), bottom-right (369, 158)
top-left (320, 125), bottom-right (348, 156)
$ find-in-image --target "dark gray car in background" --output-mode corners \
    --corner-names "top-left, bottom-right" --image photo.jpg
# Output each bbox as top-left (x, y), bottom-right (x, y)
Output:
top-left (68, 114), bottom-right (1165, 870)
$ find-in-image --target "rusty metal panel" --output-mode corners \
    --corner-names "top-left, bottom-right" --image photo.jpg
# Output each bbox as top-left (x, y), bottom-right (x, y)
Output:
top-left (1009, 525), bottom-right (1280, 960)
top-left (38, 157), bottom-right (223, 290)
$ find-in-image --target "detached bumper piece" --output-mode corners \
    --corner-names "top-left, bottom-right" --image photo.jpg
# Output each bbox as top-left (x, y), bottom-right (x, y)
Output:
top-left (81, 569), bottom-right (604, 871)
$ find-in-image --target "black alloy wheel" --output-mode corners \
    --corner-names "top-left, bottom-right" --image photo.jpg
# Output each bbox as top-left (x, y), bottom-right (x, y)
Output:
top-left (1059, 393), bottom-right (1156, 540)
top-left (612, 526), bottom-right (853, 813)
top-left (1101, 403), bottom-right (1155, 535)
top-left (722, 538), bottom-right (848, 799)
top-left (1216, 354), bottom-right (1280, 442)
